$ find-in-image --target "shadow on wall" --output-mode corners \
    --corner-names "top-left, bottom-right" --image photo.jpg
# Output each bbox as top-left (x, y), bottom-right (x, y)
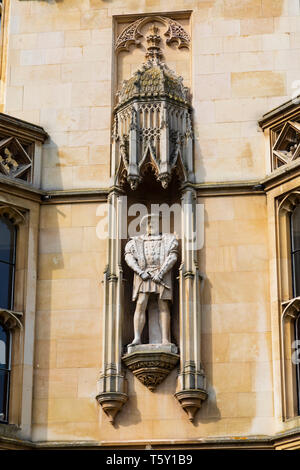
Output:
top-left (197, 267), bottom-right (221, 425)
top-left (192, 121), bottom-right (222, 424)
top-left (32, 136), bottom-right (64, 441)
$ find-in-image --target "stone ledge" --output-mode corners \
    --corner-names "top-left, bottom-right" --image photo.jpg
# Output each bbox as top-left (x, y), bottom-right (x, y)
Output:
top-left (126, 342), bottom-right (178, 354)
top-left (122, 347), bottom-right (180, 392)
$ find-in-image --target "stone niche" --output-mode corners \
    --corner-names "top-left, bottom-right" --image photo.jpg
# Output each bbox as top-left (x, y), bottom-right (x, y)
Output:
top-left (115, 14), bottom-right (191, 94)
top-left (96, 14), bottom-right (207, 425)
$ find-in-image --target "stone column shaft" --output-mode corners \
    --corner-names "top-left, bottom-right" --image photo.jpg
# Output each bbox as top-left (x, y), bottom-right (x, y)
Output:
top-left (96, 190), bottom-right (128, 423)
top-left (159, 104), bottom-right (170, 176)
top-left (175, 186), bottom-right (207, 422)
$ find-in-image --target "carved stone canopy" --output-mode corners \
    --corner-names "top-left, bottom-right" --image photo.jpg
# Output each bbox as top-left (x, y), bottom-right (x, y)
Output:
top-left (113, 24), bottom-right (194, 191)
top-left (273, 121), bottom-right (300, 169)
top-left (115, 16), bottom-right (190, 53)
top-left (116, 24), bottom-right (190, 107)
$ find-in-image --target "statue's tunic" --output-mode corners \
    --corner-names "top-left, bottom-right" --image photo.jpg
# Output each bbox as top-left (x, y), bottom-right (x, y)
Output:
top-left (125, 233), bottom-right (178, 301)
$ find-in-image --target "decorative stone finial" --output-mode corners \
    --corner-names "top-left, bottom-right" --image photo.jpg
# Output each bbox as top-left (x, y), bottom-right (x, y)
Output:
top-left (145, 24), bottom-right (163, 64)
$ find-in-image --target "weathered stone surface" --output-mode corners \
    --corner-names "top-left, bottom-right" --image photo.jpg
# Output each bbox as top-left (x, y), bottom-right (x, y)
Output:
top-left (2, 0), bottom-right (299, 448)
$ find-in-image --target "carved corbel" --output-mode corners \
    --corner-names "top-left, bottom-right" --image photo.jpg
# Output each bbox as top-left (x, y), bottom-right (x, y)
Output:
top-left (0, 309), bottom-right (23, 330)
top-left (175, 389), bottom-right (208, 422)
top-left (96, 391), bottom-right (128, 424)
top-left (0, 205), bottom-right (26, 225)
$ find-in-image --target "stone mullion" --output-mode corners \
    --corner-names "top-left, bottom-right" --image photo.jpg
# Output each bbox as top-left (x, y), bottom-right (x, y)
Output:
top-left (128, 104), bottom-right (140, 188)
top-left (159, 103), bottom-right (170, 177)
top-left (111, 118), bottom-right (118, 180)
top-left (185, 112), bottom-right (194, 181)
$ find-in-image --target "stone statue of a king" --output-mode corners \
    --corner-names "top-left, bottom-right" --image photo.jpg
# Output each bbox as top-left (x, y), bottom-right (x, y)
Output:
top-left (124, 214), bottom-right (178, 347)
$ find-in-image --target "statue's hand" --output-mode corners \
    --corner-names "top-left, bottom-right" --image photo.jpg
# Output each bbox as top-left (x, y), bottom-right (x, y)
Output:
top-left (140, 271), bottom-right (150, 281)
top-left (151, 273), bottom-right (163, 284)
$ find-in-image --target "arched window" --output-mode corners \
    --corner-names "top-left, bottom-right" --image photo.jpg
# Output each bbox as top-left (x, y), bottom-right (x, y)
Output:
top-left (291, 205), bottom-right (300, 415)
top-left (0, 216), bottom-right (16, 310)
top-left (291, 205), bottom-right (300, 298)
top-left (0, 215), bottom-right (16, 423)
top-left (278, 192), bottom-right (300, 419)
top-left (0, 324), bottom-right (11, 422)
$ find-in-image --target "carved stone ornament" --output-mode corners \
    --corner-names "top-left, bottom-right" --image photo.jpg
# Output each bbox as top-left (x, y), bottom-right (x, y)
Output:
top-left (115, 16), bottom-right (190, 53)
top-left (273, 121), bottom-right (300, 169)
top-left (282, 297), bottom-right (300, 320)
top-left (175, 389), bottom-right (208, 422)
top-left (278, 190), bottom-right (300, 213)
top-left (122, 347), bottom-right (180, 392)
top-left (0, 309), bottom-right (23, 330)
top-left (96, 391), bottom-right (128, 424)
top-left (113, 24), bottom-right (194, 190)
top-left (0, 136), bottom-right (32, 182)
top-left (0, 205), bottom-right (26, 225)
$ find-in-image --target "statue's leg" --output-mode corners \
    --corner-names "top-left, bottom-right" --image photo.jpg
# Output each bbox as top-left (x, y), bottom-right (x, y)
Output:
top-left (131, 293), bottom-right (149, 345)
top-left (158, 299), bottom-right (171, 344)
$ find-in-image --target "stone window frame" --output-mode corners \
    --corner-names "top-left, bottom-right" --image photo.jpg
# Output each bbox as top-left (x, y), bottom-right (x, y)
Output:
top-left (0, 208), bottom-right (21, 424)
top-left (0, 205), bottom-right (25, 428)
top-left (0, 197), bottom-right (39, 438)
top-left (278, 189), bottom-right (300, 419)
top-left (0, 323), bottom-right (11, 423)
